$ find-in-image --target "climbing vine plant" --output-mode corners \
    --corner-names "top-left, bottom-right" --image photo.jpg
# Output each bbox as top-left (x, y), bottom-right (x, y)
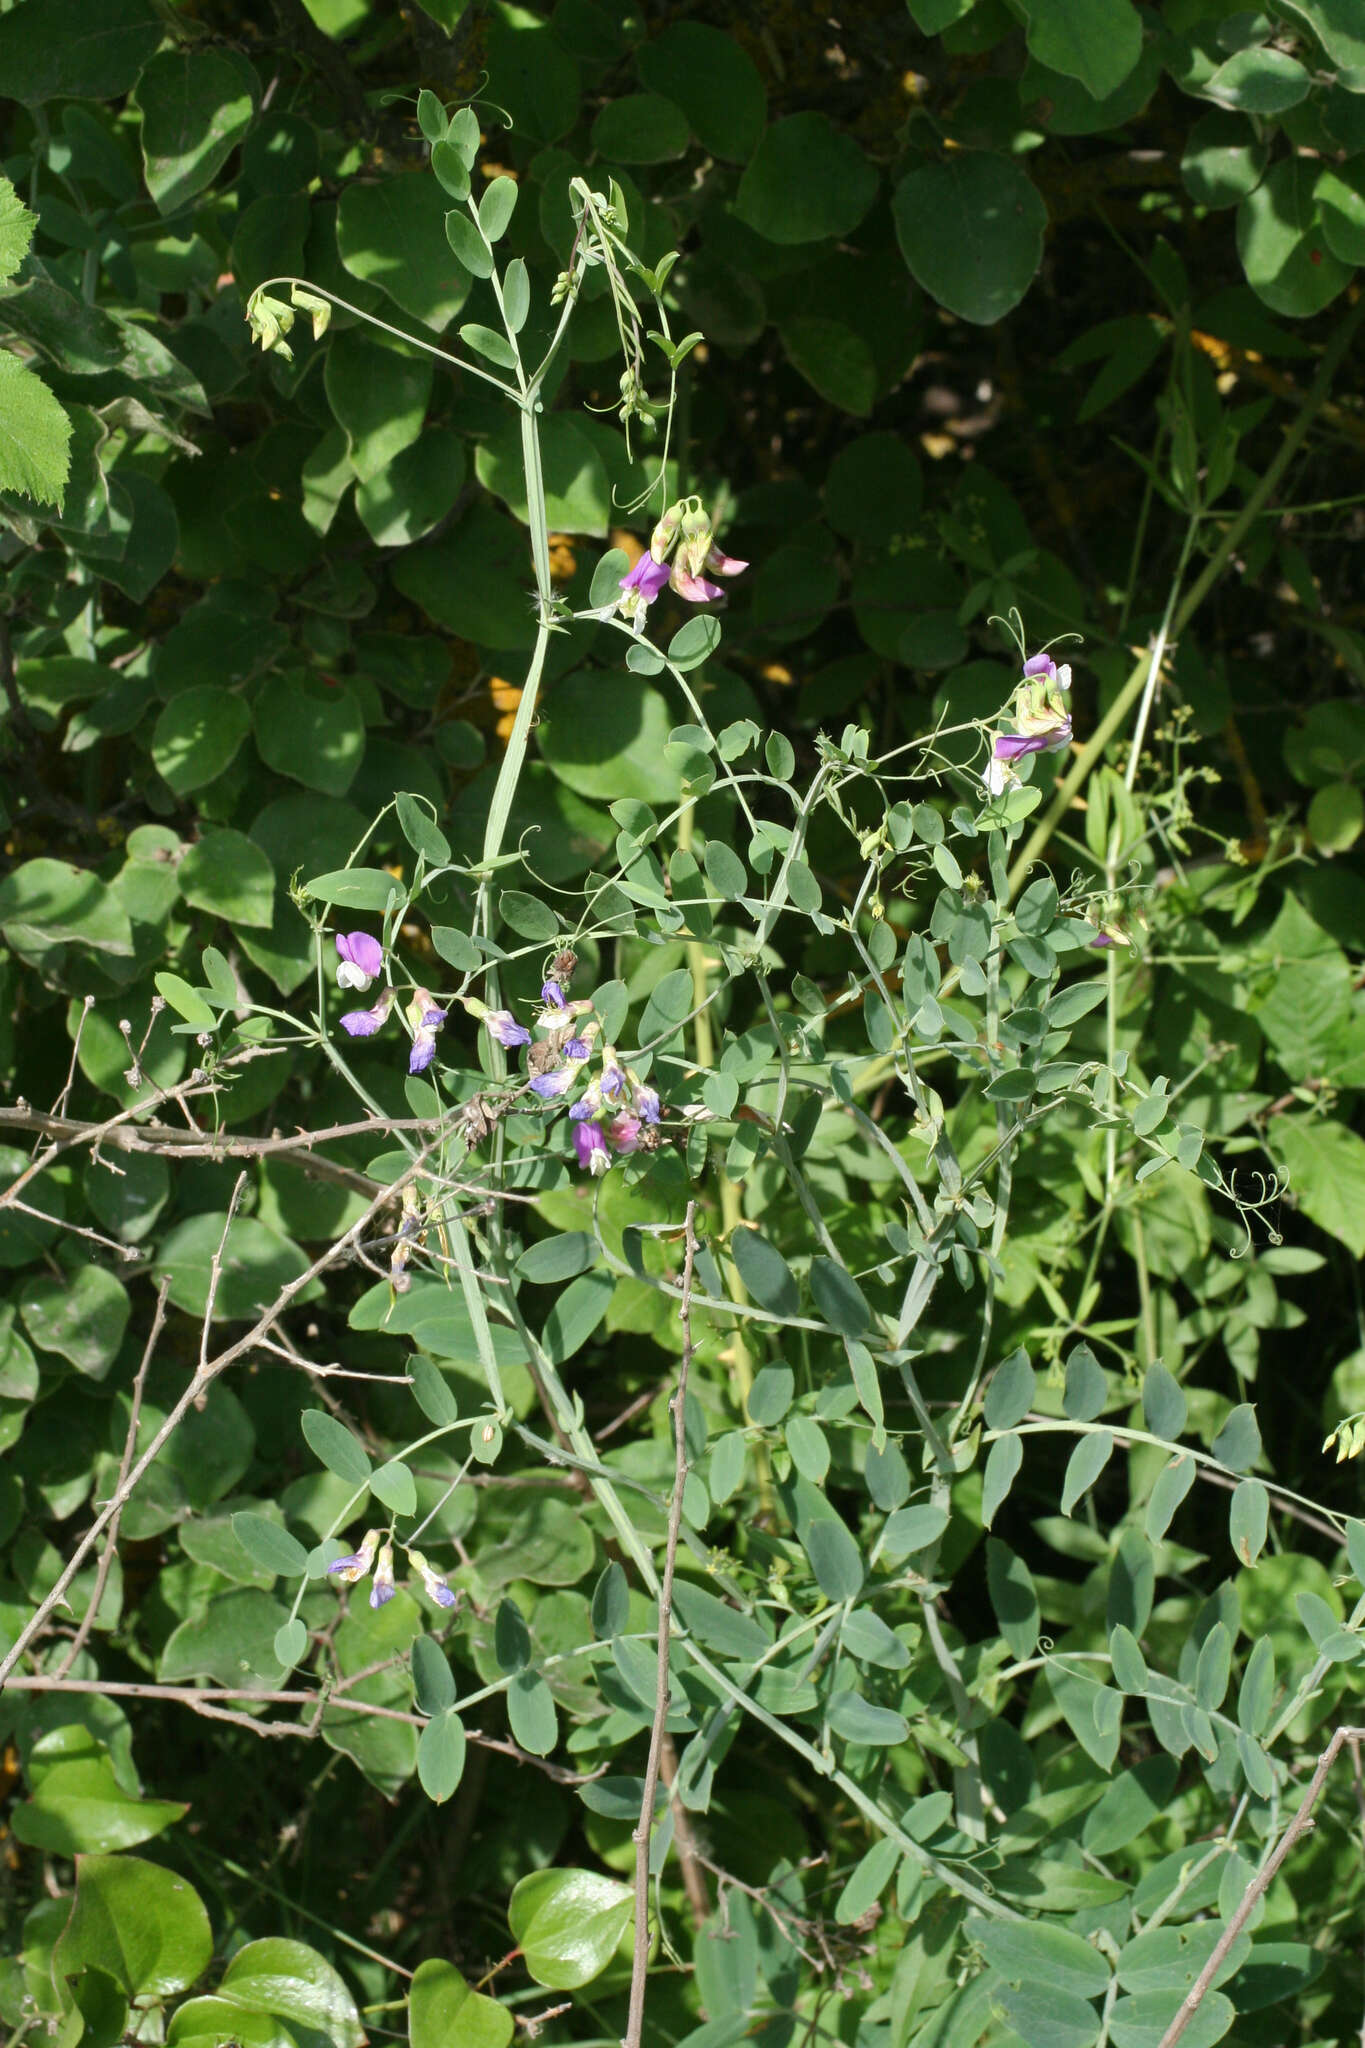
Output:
top-left (3, 5), bottom-right (1365, 2048)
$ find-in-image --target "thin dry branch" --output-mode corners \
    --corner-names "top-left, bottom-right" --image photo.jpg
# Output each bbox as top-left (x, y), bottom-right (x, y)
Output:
top-left (0, 1141), bottom-right (445, 1687)
top-left (0, 1675), bottom-right (586, 1782)
top-left (1158, 1725), bottom-right (1365, 2048)
top-left (625, 1200), bottom-right (697, 2048)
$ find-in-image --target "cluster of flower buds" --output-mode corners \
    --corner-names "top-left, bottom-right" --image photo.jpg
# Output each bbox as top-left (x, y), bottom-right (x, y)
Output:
top-left (327, 1529), bottom-right (457, 1610)
top-left (246, 283), bottom-right (331, 362)
top-left (985, 652), bottom-right (1074, 796)
top-left (334, 932), bottom-right (448, 1076)
top-left (614, 496), bottom-right (747, 632)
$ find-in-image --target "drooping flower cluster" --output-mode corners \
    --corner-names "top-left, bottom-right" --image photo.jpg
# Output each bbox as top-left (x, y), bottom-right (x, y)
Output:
top-left (333, 930), bottom-right (448, 1076)
top-left (567, 1047), bottom-right (661, 1177)
top-left (985, 651), bottom-right (1074, 796)
top-left (460, 971), bottom-right (667, 1177)
top-left (614, 496), bottom-right (747, 633)
top-left (326, 1528), bottom-right (457, 1610)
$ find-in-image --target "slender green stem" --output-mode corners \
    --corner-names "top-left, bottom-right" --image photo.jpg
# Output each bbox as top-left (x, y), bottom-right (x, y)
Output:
top-left (1007, 295), bottom-right (1365, 898)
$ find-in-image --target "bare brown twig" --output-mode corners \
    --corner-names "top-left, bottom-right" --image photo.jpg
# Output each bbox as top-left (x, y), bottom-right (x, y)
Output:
top-left (0, 1141), bottom-right (445, 1687)
top-left (1158, 1725), bottom-right (1365, 2048)
top-left (0, 1675), bottom-right (586, 1781)
top-left (625, 1200), bottom-right (697, 2048)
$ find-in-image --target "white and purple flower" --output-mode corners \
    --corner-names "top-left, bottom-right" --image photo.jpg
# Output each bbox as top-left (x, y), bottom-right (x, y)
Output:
top-left (341, 988), bottom-right (394, 1038)
top-left (573, 1121), bottom-right (611, 1176)
top-left (987, 649), bottom-right (1075, 794)
top-left (407, 992), bottom-right (447, 1076)
top-left (327, 1528), bottom-right (380, 1586)
top-left (613, 496), bottom-right (748, 630)
top-left (371, 1540), bottom-right (397, 1609)
top-left (485, 1008), bottom-right (531, 1049)
top-left (335, 931), bottom-right (384, 992)
top-left (407, 1546), bottom-right (457, 1610)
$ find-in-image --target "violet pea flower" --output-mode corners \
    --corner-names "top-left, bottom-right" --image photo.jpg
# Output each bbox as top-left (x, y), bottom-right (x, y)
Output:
top-left (573, 1121), bottom-right (611, 1176)
top-left (341, 988), bottom-right (394, 1038)
top-left (530, 1067), bottom-right (577, 1100)
top-left (408, 999), bottom-right (447, 1075)
top-left (1022, 652), bottom-right (1073, 690)
top-left (407, 1546), bottom-right (457, 1610)
top-left (485, 1008), bottom-right (531, 1049)
top-left (619, 554), bottom-right (671, 605)
top-left (370, 1540), bottom-right (397, 1609)
top-left (670, 564), bottom-right (726, 605)
top-left (704, 545), bottom-right (748, 578)
top-left (993, 718), bottom-right (1072, 765)
top-left (327, 1528), bottom-right (380, 1586)
top-left (335, 931), bottom-right (384, 991)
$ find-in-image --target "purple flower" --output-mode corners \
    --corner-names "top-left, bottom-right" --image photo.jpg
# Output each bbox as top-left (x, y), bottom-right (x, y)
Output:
top-left (564, 1035), bottom-right (590, 1060)
top-left (670, 565), bottom-right (726, 605)
top-left (1022, 652), bottom-right (1072, 689)
top-left (408, 1546), bottom-right (457, 1610)
top-left (371, 1540), bottom-right (397, 1609)
top-left (485, 1009), bottom-right (531, 1049)
top-left (993, 721), bottom-right (1072, 764)
top-left (410, 1030), bottom-right (439, 1074)
top-left (335, 931), bottom-right (384, 991)
top-left (530, 1068), bottom-right (576, 1100)
top-left (619, 554), bottom-right (671, 604)
top-left (704, 545), bottom-right (748, 578)
top-left (341, 989), bottom-right (393, 1038)
top-left (327, 1528), bottom-right (379, 1585)
top-left (573, 1121), bottom-right (611, 1176)
top-left (569, 1096), bottom-right (597, 1121)
top-left (607, 1113), bottom-right (641, 1155)
top-left (636, 1085), bottom-right (661, 1125)
top-left (540, 980), bottom-right (567, 1009)
top-left (406, 994), bottom-right (446, 1075)
top-left (601, 1063), bottom-right (626, 1100)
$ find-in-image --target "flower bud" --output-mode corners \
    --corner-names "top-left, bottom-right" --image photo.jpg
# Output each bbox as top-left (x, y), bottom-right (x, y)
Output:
top-left (649, 500), bottom-right (685, 564)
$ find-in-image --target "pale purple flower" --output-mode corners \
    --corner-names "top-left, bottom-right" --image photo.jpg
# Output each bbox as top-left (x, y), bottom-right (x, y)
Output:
top-left (327, 1528), bottom-right (379, 1585)
top-left (636, 1086), bottom-right (661, 1125)
top-left (407, 995), bottom-right (446, 1075)
top-left (607, 1113), bottom-right (642, 1155)
top-left (619, 554), bottom-right (670, 604)
top-left (409, 1029), bottom-right (439, 1075)
top-left (407, 1546), bottom-right (457, 1610)
top-left (541, 980), bottom-right (566, 1009)
top-left (485, 1008), bottom-right (531, 1049)
top-left (341, 989), bottom-right (393, 1038)
top-left (703, 545), bottom-right (748, 578)
top-left (564, 1036), bottom-right (590, 1060)
top-left (1023, 652), bottom-right (1072, 690)
top-left (994, 720), bottom-right (1072, 764)
top-left (670, 565), bottom-right (725, 605)
top-left (530, 1067), bottom-right (577, 1100)
top-left (574, 1121), bottom-right (611, 1176)
top-left (371, 1540), bottom-right (397, 1609)
top-left (335, 931), bottom-right (383, 991)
